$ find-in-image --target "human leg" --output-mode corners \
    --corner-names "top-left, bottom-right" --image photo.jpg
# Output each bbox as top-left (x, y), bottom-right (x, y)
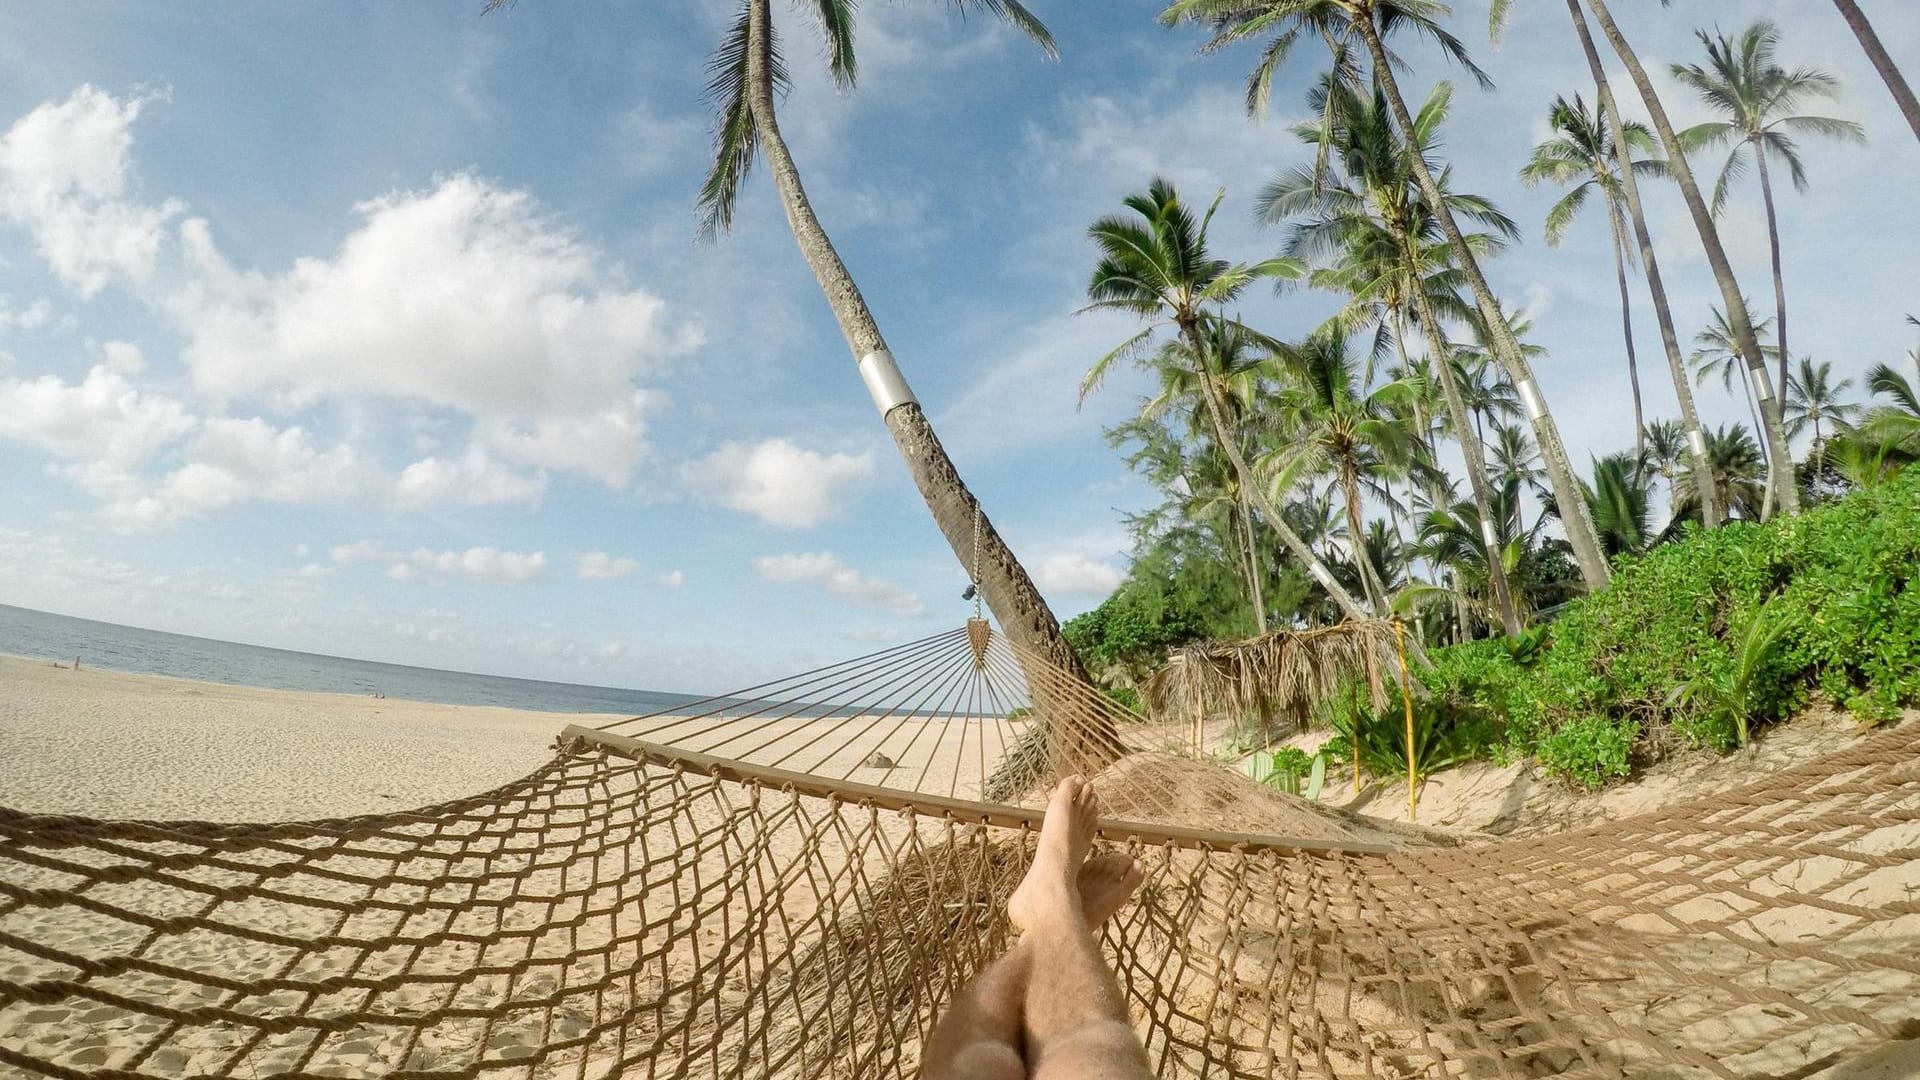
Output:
top-left (919, 844), bottom-right (1145, 1080)
top-left (1009, 776), bottom-right (1152, 1080)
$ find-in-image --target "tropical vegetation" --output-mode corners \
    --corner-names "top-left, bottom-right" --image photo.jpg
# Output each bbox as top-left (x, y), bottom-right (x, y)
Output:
top-left (500, 0), bottom-right (1919, 792)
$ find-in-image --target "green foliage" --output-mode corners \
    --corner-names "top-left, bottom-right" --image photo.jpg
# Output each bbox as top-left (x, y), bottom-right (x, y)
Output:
top-left (1102, 685), bottom-right (1144, 715)
top-left (1677, 595), bottom-right (1803, 748)
top-left (1064, 527), bottom-right (1251, 685)
top-left (1536, 716), bottom-right (1635, 790)
top-left (1248, 746), bottom-right (1326, 800)
top-left (1331, 691), bottom-right (1494, 781)
top-left (1420, 469), bottom-right (1920, 784)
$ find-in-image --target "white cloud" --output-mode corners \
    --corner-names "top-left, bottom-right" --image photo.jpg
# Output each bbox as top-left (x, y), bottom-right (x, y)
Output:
top-left (171, 174), bottom-right (698, 487)
top-left (684, 438), bottom-right (874, 528)
top-left (575, 551), bottom-right (639, 581)
top-left (654, 569), bottom-right (684, 589)
top-left (100, 339), bottom-right (143, 373)
top-left (1032, 551), bottom-right (1125, 597)
top-left (754, 552), bottom-right (923, 616)
top-left (0, 362), bottom-right (194, 469)
top-left (0, 296), bottom-right (52, 332)
top-left (0, 85), bottom-right (180, 296)
top-left (332, 541), bottom-right (547, 584)
top-left (109, 417), bottom-right (366, 528)
top-left (393, 444), bottom-right (546, 510)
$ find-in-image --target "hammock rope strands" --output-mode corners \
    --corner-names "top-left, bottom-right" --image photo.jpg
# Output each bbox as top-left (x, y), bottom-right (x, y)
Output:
top-left (1, 621), bottom-right (1916, 1079)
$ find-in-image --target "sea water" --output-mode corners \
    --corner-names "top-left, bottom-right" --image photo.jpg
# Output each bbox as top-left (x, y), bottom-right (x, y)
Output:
top-left (0, 603), bottom-right (706, 715)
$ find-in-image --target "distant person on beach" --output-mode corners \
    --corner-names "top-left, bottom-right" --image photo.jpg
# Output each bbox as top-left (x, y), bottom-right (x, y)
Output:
top-left (919, 775), bottom-right (1151, 1080)
top-left (72, 657), bottom-right (80, 670)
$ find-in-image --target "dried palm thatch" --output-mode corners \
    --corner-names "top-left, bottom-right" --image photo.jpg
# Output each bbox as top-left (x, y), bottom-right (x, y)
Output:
top-left (1143, 621), bottom-right (1398, 738)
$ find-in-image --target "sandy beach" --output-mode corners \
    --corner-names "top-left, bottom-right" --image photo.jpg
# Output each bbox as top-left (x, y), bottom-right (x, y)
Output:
top-left (0, 653), bottom-right (629, 822)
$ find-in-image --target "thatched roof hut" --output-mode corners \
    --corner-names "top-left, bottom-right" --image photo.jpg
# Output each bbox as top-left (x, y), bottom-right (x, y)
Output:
top-left (1143, 621), bottom-right (1399, 736)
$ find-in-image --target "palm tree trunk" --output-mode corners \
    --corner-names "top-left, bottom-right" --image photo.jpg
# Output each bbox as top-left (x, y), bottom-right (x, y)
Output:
top-left (1352, 12), bottom-right (1613, 594)
top-left (1560, 0), bottom-right (1721, 528)
top-left (1406, 271), bottom-right (1525, 636)
top-left (1752, 142), bottom-right (1792, 412)
top-left (1739, 369), bottom-right (1764, 444)
top-left (741, 0), bottom-right (1117, 772)
top-left (1237, 490), bottom-right (1270, 633)
top-left (1833, 0), bottom-right (1920, 144)
top-left (1580, 0), bottom-right (1800, 517)
top-left (1339, 460), bottom-right (1391, 613)
top-left (1175, 319), bottom-right (1377, 626)
top-left (1606, 203), bottom-right (1647, 463)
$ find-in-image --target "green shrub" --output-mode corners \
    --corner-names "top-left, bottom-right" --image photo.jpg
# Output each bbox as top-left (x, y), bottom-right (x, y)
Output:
top-left (1332, 693), bottom-right (1493, 780)
top-left (1418, 467), bottom-right (1920, 784)
top-left (1536, 716), bottom-right (1635, 789)
top-left (1102, 685), bottom-right (1143, 716)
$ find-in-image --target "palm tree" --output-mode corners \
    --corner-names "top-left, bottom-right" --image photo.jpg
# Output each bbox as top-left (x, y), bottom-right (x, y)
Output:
top-left (1138, 322), bottom-right (1280, 629)
top-left (1845, 361), bottom-right (1920, 471)
top-left (1573, 0), bottom-right (1800, 516)
top-left (1784, 358), bottom-right (1862, 479)
top-left (1691, 301), bottom-right (1778, 440)
top-left (1165, 0), bottom-right (1614, 592)
top-left (1675, 424), bottom-right (1770, 522)
top-left (1417, 474), bottom-right (1577, 630)
top-left (1077, 181), bottom-right (1382, 624)
top-left (1672, 21), bottom-right (1867, 402)
top-left (1264, 330), bottom-right (1417, 615)
top-left (1830, 0), bottom-right (1920, 145)
top-left (483, 0), bottom-right (1117, 783)
top-left (1521, 94), bottom-right (1671, 460)
top-left (1264, 77), bottom-right (1525, 634)
top-left (1581, 452), bottom-right (1654, 558)
top-left (1492, 0), bottom-right (1722, 527)
top-left (1642, 418), bottom-right (1686, 511)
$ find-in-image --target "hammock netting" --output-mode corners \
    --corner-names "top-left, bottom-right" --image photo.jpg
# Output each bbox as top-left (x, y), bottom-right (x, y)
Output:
top-left (2, 621), bottom-right (1916, 1079)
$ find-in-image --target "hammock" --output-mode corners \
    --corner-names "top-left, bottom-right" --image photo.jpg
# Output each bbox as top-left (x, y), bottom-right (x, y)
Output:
top-left (1, 619), bottom-right (1915, 1079)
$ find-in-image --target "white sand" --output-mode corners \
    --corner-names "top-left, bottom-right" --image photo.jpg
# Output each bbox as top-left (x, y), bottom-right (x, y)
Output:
top-left (0, 653), bottom-right (629, 821)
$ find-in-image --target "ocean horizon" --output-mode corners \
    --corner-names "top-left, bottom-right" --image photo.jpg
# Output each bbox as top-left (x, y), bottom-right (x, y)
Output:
top-left (0, 603), bottom-right (708, 716)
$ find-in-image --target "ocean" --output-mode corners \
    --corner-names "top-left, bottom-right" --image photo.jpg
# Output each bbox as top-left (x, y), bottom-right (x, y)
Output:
top-left (0, 603), bottom-right (707, 716)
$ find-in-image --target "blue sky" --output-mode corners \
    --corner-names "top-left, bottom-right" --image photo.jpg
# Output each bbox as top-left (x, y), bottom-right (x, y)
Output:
top-left (0, 1), bottom-right (1914, 693)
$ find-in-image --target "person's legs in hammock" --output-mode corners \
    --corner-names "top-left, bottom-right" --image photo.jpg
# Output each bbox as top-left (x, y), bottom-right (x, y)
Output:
top-left (919, 809), bottom-right (1145, 1080)
top-left (1009, 776), bottom-right (1153, 1080)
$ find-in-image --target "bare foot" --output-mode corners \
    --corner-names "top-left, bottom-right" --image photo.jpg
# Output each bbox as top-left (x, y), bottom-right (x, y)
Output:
top-left (1078, 851), bottom-right (1145, 926)
top-left (1008, 775), bottom-right (1099, 932)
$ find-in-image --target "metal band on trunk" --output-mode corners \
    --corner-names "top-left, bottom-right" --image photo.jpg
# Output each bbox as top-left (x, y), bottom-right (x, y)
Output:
top-left (859, 350), bottom-right (917, 416)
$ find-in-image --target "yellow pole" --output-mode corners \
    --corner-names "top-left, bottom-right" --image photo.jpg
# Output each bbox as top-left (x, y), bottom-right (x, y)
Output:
top-left (1395, 618), bottom-right (1416, 820)
top-left (1350, 681), bottom-right (1361, 795)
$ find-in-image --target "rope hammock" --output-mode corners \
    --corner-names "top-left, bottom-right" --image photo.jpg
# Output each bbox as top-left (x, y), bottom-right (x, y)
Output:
top-left (1, 619), bottom-right (1916, 1079)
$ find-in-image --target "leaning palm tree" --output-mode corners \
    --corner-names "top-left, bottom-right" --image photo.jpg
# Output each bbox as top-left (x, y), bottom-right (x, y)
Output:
top-left (1165, 0), bottom-right (1614, 593)
top-left (1265, 77), bottom-right (1526, 635)
top-left (1784, 358), bottom-right (1862, 477)
top-left (1830, 0), bottom-right (1920, 145)
top-left (1077, 181), bottom-right (1380, 623)
top-left (1672, 21), bottom-right (1867, 402)
top-left (1569, 0), bottom-right (1800, 516)
top-left (1520, 93), bottom-right (1673, 461)
top-left (482, 0), bottom-right (1115, 785)
top-left (1492, 0), bottom-right (1722, 526)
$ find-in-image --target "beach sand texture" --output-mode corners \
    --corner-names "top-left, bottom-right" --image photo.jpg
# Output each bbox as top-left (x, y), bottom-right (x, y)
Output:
top-left (2, 653), bottom-right (1913, 1079)
top-left (0, 654), bottom-right (623, 822)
